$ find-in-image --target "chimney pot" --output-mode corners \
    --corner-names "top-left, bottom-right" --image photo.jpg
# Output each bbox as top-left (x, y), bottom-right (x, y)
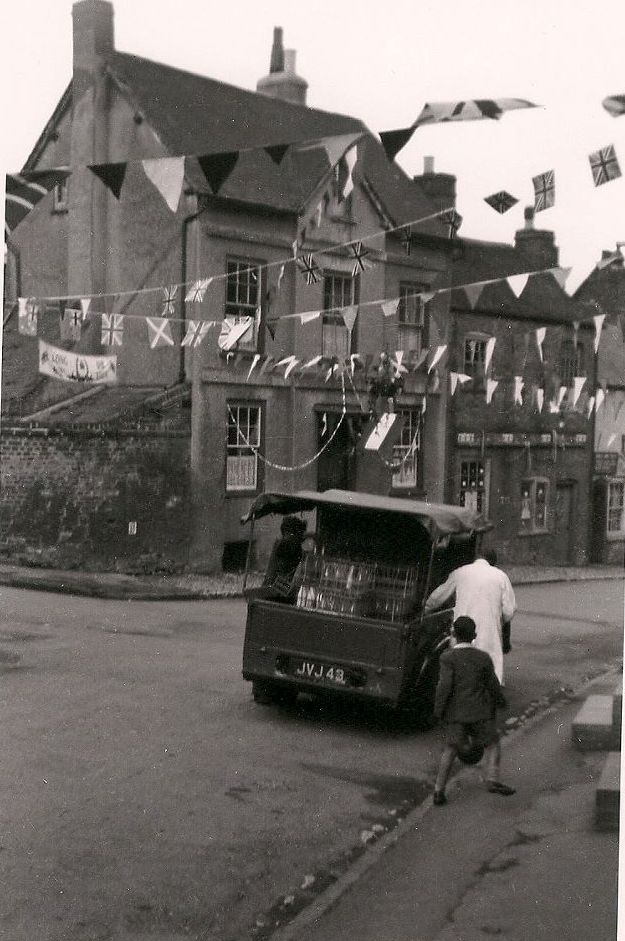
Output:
top-left (524, 206), bottom-right (535, 228)
top-left (269, 26), bottom-right (284, 73)
top-left (284, 49), bottom-right (297, 73)
top-left (424, 155), bottom-right (435, 174)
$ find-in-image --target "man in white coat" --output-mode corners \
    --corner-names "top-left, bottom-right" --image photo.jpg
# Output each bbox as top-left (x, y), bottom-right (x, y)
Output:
top-left (424, 549), bottom-right (516, 684)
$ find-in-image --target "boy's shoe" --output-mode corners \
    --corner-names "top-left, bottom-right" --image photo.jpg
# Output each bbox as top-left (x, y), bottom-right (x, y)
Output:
top-left (487, 781), bottom-right (516, 796)
top-left (433, 790), bottom-right (447, 806)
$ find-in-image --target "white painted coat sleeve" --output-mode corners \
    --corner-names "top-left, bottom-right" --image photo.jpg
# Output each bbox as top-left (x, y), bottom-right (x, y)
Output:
top-left (424, 572), bottom-right (456, 612)
top-left (501, 574), bottom-right (516, 621)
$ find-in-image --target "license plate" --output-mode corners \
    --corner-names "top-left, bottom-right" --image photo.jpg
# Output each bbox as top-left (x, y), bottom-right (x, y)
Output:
top-left (292, 660), bottom-right (348, 686)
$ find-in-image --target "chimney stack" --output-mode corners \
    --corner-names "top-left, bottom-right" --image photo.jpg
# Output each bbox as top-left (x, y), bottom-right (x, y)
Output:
top-left (514, 206), bottom-right (558, 269)
top-left (257, 26), bottom-right (308, 106)
top-left (72, 0), bottom-right (114, 100)
top-left (413, 156), bottom-right (456, 211)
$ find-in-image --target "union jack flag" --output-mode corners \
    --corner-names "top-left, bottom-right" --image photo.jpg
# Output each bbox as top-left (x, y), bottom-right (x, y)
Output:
top-left (60, 306), bottom-right (82, 342)
top-left (18, 298), bottom-right (39, 336)
top-left (400, 226), bottom-right (413, 256)
top-left (484, 190), bottom-right (519, 214)
top-left (184, 278), bottom-right (211, 303)
top-left (440, 209), bottom-right (463, 238)
top-left (349, 241), bottom-right (372, 276)
top-left (181, 320), bottom-right (211, 347)
top-left (297, 253), bottom-right (320, 285)
top-left (101, 314), bottom-right (124, 347)
top-left (589, 144), bottom-right (622, 187)
top-left (533, 170), bottom-right (555, 212)
top-left (162, 285), bottom-right (178, 316)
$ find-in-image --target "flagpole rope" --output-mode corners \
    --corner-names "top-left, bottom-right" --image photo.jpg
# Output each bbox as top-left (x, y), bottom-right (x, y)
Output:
top-left (227, 369), bottom-right (349, 472)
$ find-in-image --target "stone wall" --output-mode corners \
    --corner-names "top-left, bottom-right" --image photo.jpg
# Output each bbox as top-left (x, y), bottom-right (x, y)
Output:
top-left (0, 424), bottom-right (191, 572)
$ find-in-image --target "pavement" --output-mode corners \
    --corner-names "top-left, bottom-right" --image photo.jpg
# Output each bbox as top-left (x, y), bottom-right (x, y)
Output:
top-left (273, 674), bottom-right (622, 941)
top-left (0, 561), bottom-right (622, 601)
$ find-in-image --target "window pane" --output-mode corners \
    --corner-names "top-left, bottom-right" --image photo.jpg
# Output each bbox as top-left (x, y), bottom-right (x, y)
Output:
top-left (226, 404), bottom-right (260, 490)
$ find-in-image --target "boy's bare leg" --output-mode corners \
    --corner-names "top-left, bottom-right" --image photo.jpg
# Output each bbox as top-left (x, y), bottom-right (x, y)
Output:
top-left (435, 745), bottom-right (457, 793)
top-left (485, 739), bottom-right (516, 795)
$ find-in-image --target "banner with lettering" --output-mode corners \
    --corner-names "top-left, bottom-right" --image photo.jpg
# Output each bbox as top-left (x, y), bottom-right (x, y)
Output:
top-left (38, 339), bottom-right (117, 383)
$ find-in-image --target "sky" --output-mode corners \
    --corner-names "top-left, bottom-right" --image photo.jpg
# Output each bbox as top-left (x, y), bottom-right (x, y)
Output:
top-left (1, 0), bottom-right (624, 291)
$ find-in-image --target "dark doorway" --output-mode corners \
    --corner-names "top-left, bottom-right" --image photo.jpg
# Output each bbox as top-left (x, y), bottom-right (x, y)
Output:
top-left (316, 412), bottom-right (365, 492)
top-left (554, 481), bottom-right (575, 563)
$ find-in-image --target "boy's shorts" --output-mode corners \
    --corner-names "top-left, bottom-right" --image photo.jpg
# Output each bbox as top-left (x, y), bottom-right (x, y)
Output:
top-left (445, 719), bottom-right (499, 748)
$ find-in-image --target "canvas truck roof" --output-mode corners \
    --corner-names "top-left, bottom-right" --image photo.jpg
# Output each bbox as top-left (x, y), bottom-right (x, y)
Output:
top-left (241, 489), bottom-right (492, 538)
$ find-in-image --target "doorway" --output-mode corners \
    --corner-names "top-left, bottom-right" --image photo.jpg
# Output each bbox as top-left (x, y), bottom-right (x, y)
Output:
top-left (316, 411), bottom-right (365, 491)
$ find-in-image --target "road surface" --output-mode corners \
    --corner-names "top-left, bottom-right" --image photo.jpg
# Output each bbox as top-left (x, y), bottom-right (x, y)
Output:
top-left (0, 580), bottom-right (621, 940)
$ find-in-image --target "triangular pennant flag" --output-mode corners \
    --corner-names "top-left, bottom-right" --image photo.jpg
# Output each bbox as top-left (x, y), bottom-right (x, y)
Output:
top-left (80, 298), bottom-right (91, 320)
top-left (321, 412), bottom-right (328, 437)
top-left (457, 373), bottom-right (471, 385)
top-left (142, 157), bottom-right (185, 213)
top-left (392, 351), bottom-right (408, 375)
top-left (557, 385), bottom-right (567, 408)
top-left (484, 336), bottom-right (496, 373)
top-left (484, 190), bottom-right (518, 214)
top-left (342, 305), bottom-right (358, 332)
top-left (101, 313), bottom-right (124, 346)
top-left (536, 327), bottom-right (546, 362)
top-left (595, 388), bottom-right (606, 412)
top-left (265, 318), bottom-right (278, 341)
top-left (607, 433), bottom-right (617, 448)
top-left (197, 152), bottom-right (239, 195)
top-left (342, 145), bottom-right (358, 198)
top-left (507, 273), bottom-right (529, 298)
top-left (299, 310), bottom-right (321, 325)
top-left (18, 298), bottom-right (38, 336)
top-left (486, 378), bottom-right (499, 404)
top-left (588, 144), bottom-right (622, 186)
top-left (450, 372), bottom-right (459, 396)
top-left (533, 170), bottom-right (555, 211)
top-left (264, 144), bottom-right (289, 165)
top-left (536, 388), bottom-right (545, 413)
top-left (382, 298), bottom-right (400, 318)
top-left (378, 127), bottom-right (415, 161)
top-left (181, 320), bottom-right (211, 347)
top-left (311, 133), bottom-right (362, 170)
top-left (421, 291), bottom-right (436, 305)
top-left (464, 283), bottom-right (484, 309)
top-left (411, 348), bottom-right (430, 371)
top-left (276, 264), bottom-right (286, 293)
top-left (587, 395), bottom-right (595, 418)
top-left (88, 162), bottom-right (127, 198)
top-left (440, 209), bottom-right (463, 238)
top-left (428, 344), bottom-right (447, 373)
top-left (550, 267), bottom-right (572, 291)
top-left (593, 313), bottom-right (606, 353)
top-left (414, 98), bottom-right (538, 127)
top-left (284, 358), bottom-right (300, 380)
top-left (572, 376), bottom-right (586, 407)
top-left (146, 317), bottom-right (175, 348)
top-left (302, 355), bottom-right (323, 370)
top-left (514, 376), bottom-right (524, 405)
top-left (185, 278), bottom-right (212, 303)
top-left (246, 353), bottom-right (261, 381)
top-left (258, 356), bottom-right (275, 376)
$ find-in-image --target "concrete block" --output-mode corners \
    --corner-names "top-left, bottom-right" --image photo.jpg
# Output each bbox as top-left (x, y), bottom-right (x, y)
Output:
top-left (571, 695), bottom-right (620, 751)
top-left (596, 751), bottom-right (620, 832)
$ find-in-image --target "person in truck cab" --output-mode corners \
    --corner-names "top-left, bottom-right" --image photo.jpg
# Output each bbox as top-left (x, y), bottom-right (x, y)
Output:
top-left (258, 515), bottom-right (307, 602)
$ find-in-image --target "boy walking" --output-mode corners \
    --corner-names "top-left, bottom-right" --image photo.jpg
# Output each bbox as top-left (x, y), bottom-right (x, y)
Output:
top-left (433, 616), bottom-right (515, 806)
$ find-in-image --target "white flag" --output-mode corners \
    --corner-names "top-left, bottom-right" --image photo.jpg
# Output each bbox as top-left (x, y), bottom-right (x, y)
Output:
top-left (246, 353), bottom-right (261, 380)
top-left (536, 388), bottom-right (544, 413)
top-left (342, 144), bottom-right (358, 198)
top-left (607, 433), bottom-right (616, 448)
top-left (512, 376), bottom-right (523, 405)
top-left (80, 297), bottom-right (91, 320)
top-left (142, 156), bottom-right (185, 213)
top-left (507, 273), bottom-right (529, 298)
top-left (300, 310), bottom-right (321, 324)
top-left (595, 387), bottom-right (606, 411)
top-left (484, 336), bottom-right (496, 373)
top-left (181, 320), bottom-right (211, 347)
top-left (587, 395), bottom-right (595, 418)
top-left (464, 282), bottom-right (484, 309)
top-left (381, 299), bottom-right (400, 318)
top-left (450, 372), bottom-right (459, 396)
top-left (572, 376), bottom-right (586, 407)
top-left (428, 344), bottom-right (447, 373)
top-left (593, 313), bottom-right (605, 353)
top-left (557, 385), bottom-right (567, 408)
top-left (342, 305), bottom-right (358, 332)
top-left (185, 278), bottom-right (212, 303)
top-left (536, 327), bottom-right (546, 362)
top-left (550, 267), bottom-right (572, 291)
top-left (486, 378), bottom-right (499, 404)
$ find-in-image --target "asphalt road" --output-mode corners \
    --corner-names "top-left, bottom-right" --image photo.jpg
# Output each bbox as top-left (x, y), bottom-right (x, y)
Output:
top-left (0, 581), bottom-right (622, 941)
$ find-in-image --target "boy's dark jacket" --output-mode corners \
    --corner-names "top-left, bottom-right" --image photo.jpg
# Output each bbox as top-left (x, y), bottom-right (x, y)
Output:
top-left (434, 645), bottom-right (506, 723)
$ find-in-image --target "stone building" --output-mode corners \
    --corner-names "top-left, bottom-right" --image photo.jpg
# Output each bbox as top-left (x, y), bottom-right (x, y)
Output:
top-left (575, 249), bottom-right (625, 564)
top-left (2, 0), bottom-right (455, 572)
top-left (445, 209), bottom-right (596, 566)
